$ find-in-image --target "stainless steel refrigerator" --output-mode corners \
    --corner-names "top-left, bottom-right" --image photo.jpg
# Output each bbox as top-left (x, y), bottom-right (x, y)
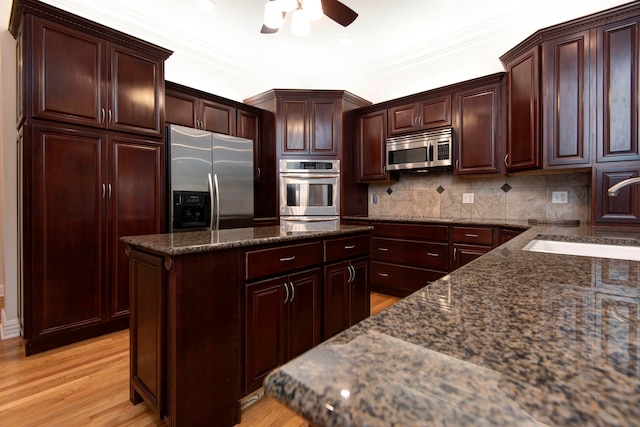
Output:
top-left (168, 124), bottom-right (254, 231)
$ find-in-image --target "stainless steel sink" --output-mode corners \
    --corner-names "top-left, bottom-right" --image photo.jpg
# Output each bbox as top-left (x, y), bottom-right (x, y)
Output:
top-left (522, 239), bottom-right (640, 261)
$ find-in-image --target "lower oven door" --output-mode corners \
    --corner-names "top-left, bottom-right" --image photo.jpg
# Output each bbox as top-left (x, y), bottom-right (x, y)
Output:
top-left (280, 216), bottom-right (340, 233)
top-left (279, 174), bottom-right (340, 217)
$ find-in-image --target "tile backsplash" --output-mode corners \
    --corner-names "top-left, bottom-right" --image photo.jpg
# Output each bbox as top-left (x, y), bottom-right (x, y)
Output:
top-left (368, 172), bottom-right (591, 222)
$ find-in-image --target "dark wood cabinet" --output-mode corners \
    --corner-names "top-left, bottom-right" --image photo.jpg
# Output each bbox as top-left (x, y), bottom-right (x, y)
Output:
top-left (453, 75), bottom-right (504, 175)
top-left (244, 268), bottom-right (321, 393)
top-left (596, 17), bottom-right (640, 163)
top-left (356, 109), bottom-right (398, 182)
top-left (21, 124), bottom-right (164, 354)
top-left (451, 226), bottom-right (494, 270)
top-left (370, 222), bottom-right (449, 297)
top-left (324, 258), bottom-right (369, 340)
top-left (387, 95), bottom-right (451, 136)
top-left (28, 16), bottom-right (165, 137)
top-left (11, 0), bottom-right (171, 354)
top-left (504, 45), bottom-right (542, 172)
top-left (543, 30), bottom-right (592, 168)
top-left (594, 165), bottom-right (640, 223)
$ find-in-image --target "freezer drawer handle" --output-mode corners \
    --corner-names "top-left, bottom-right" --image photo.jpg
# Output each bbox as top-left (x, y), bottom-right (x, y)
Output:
top-left (280, 256), bottom-right (296, 262)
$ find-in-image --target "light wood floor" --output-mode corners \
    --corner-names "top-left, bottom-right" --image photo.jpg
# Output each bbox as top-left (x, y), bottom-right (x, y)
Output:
top-left (0, 292), bottom-right (400, 426)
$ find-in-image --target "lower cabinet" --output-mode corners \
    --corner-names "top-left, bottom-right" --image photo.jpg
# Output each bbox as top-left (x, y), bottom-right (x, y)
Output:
top-left (324, 257), bottom-right (370, 340)
top-left (451, 226), bottom-right (494, 269)
top-left (594, 165), bottom-right (640, 224)
top-left (244, 268), bottom-right (321, 393)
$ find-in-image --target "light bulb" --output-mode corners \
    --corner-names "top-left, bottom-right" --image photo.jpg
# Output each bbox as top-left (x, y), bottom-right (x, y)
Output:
top-left (277, 0), bottom-right (298, 12)
top-left (302, 0), bottom-right (323, 21)
top-left (291, 8), bottom-right (310, 36)
top-left (264, 0), bottom-right (284, 29)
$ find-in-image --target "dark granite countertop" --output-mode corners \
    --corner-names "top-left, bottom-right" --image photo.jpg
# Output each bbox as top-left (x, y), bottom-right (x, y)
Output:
top-left (264, 224), bottom-right (640, 426)
top-left (120, 225), bottom-right (372, 256)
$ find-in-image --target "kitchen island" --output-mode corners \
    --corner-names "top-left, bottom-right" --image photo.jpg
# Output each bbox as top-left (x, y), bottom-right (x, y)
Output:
top-left (120, 224), bottom-right (372, 427)
top-left (264, 223), bottom-right (640, 426)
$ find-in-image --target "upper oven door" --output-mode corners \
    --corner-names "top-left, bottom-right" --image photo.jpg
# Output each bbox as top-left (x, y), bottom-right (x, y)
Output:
top-left (279, 174), bottom-right (340, 217)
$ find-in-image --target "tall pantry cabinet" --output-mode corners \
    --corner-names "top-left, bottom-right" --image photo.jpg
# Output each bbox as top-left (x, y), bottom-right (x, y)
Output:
top-left (10, 0), bottom-right (172, 355)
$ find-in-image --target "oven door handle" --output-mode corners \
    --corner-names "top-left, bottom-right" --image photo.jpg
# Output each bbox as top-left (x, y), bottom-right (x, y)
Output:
top-left (280, 174), bottom-right (338, 179)
top-left (283, 217), bottom-right (339, 223)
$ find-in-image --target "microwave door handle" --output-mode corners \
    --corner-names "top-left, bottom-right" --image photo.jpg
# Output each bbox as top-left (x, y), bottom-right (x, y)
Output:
top-left (428, 141), bottom-right (434, 164)
top-left (207, 173), bottom-right (214, 231)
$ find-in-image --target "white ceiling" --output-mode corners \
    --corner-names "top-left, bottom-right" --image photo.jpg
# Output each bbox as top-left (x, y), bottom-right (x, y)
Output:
top-left (0, 0), bottom-right (634, 103)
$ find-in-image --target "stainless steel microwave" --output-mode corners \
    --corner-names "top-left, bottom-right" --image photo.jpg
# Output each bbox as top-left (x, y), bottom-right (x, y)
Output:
top-left (386, 128), bottom-right (453, 172)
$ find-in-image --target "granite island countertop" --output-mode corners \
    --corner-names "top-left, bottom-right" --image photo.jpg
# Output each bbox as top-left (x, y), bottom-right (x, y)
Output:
top-left (120, 224), bottom-right (373, 256)
top-left (264, 224), bottom-right (640, 426)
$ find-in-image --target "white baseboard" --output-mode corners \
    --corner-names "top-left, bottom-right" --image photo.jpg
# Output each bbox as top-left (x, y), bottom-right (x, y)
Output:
top-left (0, 308), bottom-right (20, 340)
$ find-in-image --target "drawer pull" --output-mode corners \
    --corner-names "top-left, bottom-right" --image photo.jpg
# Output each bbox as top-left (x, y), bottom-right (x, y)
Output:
top-left (344, 245), bottom-right (356, 249)
top-left (377, 247), bottom-right (389, 252)
top-left (279, 256), bottom-right (296, 262)
top-left (378, 272), bottom-right (389, 277)
top-left (427, 252), bottom-right (439, 257)
top-left (465, 234), bottom-right (479, 238)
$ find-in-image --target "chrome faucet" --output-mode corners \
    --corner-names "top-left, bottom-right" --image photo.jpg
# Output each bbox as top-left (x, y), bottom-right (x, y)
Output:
top-left (607, 177), bottom-right (640, 196)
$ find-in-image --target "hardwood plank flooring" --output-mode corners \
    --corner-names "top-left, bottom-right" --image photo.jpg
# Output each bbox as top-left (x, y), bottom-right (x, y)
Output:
top-left (0, 292), bottom-right (400, 426)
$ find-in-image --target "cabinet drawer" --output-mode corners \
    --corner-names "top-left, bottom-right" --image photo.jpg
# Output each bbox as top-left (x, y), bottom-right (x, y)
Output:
top-left (372, 238), bottom-right (448, 271)
top-left (372, 223), bottom-right (449, 242)
top-left (245, 242), bottom-right (322, 280)
top-left (324, 234), bottom-right (370, 263)
top-left (452, 226), bottom-right (493, 246)
top-left (371, 261), bottom-right (445, 295)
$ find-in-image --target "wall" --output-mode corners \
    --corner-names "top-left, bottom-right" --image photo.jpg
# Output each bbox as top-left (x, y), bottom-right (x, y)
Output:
top-left (0, 28), bottom-right (19, 339)
top-left (368, 172), bottom-right (591, 223)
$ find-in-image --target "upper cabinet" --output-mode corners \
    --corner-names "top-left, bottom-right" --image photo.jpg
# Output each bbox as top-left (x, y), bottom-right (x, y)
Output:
top-left (453, 74), bottom-right (505, 175)
top-left (500, 2), bottom-right (640, 173)
top-left (356, 109), bottom-right (397, 182)
top-left (387, 95), bottom-right (451, 136)
top-left (244, 89), bottom-right (370, 159)
top-left (24, 15), bottom-right (167, 137)
top-left (596, 17), bottom-right (640, 163)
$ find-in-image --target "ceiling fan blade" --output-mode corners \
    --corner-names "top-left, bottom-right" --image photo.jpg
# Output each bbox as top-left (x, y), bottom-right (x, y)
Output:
top-left (321, 0), bottom-right (358, 27)
top-left (260, 25), bottom-right (280, 34)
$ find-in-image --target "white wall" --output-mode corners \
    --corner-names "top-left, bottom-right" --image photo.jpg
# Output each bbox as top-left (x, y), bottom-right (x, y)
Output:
top-left (0, 27), bottom-right (19, 339)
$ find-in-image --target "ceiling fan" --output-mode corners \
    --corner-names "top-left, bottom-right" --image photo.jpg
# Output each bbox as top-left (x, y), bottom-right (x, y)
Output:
top-left (261, 0), bottom-right (358, 35)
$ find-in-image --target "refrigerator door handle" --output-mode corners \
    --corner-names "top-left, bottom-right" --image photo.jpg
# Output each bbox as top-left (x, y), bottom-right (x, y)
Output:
top-left (208, 173), bottom-right (214, 231)
top-left (213, 173), bottom-right (220, 231)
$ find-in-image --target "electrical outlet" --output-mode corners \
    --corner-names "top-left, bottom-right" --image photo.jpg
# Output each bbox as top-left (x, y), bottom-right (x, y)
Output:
top-left (462, 193), bottom-right (474, 204)
top-left (371, 194), bottom-right (377, 204)
top-left (552, 191), bottom-right (568, 203)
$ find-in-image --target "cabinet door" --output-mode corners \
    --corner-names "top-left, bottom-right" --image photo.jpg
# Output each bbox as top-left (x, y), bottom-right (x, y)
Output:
top-left (349, 258), bottom-right (370, 326)
top-left (543, 30), bottom-right (592, 167)
top-left (418, 96), bottom-right (451, 130)
top-left (237, 109), bottom-right (262, 182)
top-left (280, 99), bottom-right (308, 155)
top-left (506, 46), bottom-right (541, 171)
top-left (31, 17), bottom-right (105, 128)
top-left (454, 83), bottom-right (502, 175)
top-left (244, 276), bottom-right (286, 392)
top-left (286, 269), bottom-right (321, 360)
top-left (357, 110), bottom-right (392, 181)
top-left (109, 44), bottom-right (164, 136)
top-left (26, 126), bottom-right (106, 346)
top-left (201, 101), bottom-right (236, 135)
top-left (309, 98), bottom-right (339, 156)
top-left (388, 104), bottom-right (418, 135)
top-left (595, 166), bottom-right (640, 223)
top-left (108, 137), bottom-right (164, 320)
top-left (596, 18), bottom-right (640, 163)
top-left (452, 244), bottom-right (491, 269)
top-left (165, 90), bottom-right (197, 128)
top-left (324, 261), bottom-right (350, 339)
top-left (129, 249), bottom-right (164, 418)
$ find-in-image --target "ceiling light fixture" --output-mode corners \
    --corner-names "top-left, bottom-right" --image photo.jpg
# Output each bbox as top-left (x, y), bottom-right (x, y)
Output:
top-left (263, 0), bottom-right (324, 36)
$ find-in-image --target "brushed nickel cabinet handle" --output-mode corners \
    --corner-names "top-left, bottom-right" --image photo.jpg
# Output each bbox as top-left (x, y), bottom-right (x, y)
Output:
top-left (289, 282), bottom-right (295, 302)
top-left (283, 282), bottom-right (289, 304)
top-left (344, 245), bottom-right (356, 250)
top-left (378, 272), bottom-right (389, 277)
top-left (108, 184), bottom-right (112, 199)
top-left (465, 234), bottom-right (479, 238)
top-left (101, 108), bottom-right (105, 123)
top-left (377, 247), bottom-right (389, 252)
top-left (504, 154), bottom-right (509, 167)
top-left (454, 247), bottom-right (458, 260)
top-left (102, 184), bottom-right (105, 198)
top-left (427, 252), bottom-right (439, 257)
top-left (108, 109), bottom-right (112, 123)
top-left (279, 256), bottom-right (296, 262)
